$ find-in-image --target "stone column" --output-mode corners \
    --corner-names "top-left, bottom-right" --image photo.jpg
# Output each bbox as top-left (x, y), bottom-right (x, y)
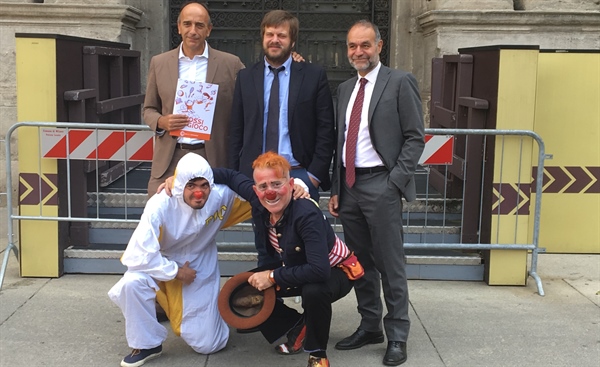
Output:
top-left (421, 0), bottom-right (514, 11)
top-left (517, 0), bottom-right (600, 11)
top-left (0, 1), bottom-right (142, 196)
top-left (403, 0), bottom-right (600, 124)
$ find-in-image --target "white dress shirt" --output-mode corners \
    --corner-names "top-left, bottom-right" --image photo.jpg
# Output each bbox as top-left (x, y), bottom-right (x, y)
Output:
top-left (342, 62), bottom-right (385, 168)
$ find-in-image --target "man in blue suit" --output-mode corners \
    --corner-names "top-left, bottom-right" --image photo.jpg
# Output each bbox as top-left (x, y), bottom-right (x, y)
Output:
top-left (228, 10), bottom-right (335, 203)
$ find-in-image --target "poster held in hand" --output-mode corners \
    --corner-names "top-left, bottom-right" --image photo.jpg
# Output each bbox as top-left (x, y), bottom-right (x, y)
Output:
top-left (170, 78), bottom-right (219, 140)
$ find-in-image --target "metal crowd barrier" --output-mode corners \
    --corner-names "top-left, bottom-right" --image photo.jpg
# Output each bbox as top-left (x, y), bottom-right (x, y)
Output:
top-left (0, 122), bottom-right (152, 291)
top-left (0, 133), bottom-right (11, 290)
top-left (1, 123), bottom-right (546, 296)
top-left (414, 128), bottom-right (546, 296)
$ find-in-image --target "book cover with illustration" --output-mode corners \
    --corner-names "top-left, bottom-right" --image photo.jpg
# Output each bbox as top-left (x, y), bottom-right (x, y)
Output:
top-left (170, 79), bottom-right (219, 140)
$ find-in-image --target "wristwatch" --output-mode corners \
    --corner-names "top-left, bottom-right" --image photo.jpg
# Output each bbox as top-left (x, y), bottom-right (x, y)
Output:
top-left (268, 271), bottom-right (276, 285)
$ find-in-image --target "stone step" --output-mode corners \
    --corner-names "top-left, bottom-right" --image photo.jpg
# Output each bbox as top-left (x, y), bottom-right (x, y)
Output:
top-left (87, 192), bottom-right (462, 214)
top-left (63, 246), bottom-right (484, 281)
top-left (64, 247), bottom-right (481, 265)
top-left (87, 226), bottom-right (462, 245)
top-left (88, 221), bottom-right (460, 233)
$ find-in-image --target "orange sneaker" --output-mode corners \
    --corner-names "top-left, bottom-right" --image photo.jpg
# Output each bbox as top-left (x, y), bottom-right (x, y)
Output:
top-left (275, 319), bottom-right (306, 355)
top-left (307, 355), bottom-right (330, 367)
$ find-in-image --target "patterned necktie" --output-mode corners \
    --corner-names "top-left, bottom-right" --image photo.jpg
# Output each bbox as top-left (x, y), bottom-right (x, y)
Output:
top-left (345, 78), bottom-right (368, 188)
top-left (265, 65), bottom-right (285, 153)
top-left (269, 227), bottom-right (282, 254)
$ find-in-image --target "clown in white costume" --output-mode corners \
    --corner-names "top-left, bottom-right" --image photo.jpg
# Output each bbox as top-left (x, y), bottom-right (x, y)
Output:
top-left (108, 153), bottom-right (252, 367)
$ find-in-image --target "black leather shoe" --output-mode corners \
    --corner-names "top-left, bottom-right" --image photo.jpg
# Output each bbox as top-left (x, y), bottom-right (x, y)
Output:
top-left (383, 341), bottom-right (407, 366)
top-left (334, 328), bottom-right (385, 350)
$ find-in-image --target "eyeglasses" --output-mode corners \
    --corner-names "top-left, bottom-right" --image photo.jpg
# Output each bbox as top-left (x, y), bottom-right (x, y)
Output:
top-left (255, 179), bottom-right (287, 192)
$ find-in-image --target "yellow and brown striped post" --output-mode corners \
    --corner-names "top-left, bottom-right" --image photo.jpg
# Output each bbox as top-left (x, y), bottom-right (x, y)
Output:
top-left (532, 51), bottom-right (600, 253)
top-left (16, 35), bottom-right (60, 277)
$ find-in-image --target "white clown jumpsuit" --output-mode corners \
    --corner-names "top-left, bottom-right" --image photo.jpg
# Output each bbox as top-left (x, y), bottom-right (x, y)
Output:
top-left (108, 153), bottom-right (251, 354)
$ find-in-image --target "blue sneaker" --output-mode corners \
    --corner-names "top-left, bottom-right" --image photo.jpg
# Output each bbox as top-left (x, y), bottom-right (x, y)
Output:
top-left (121, 345), bottom-right (162, 367)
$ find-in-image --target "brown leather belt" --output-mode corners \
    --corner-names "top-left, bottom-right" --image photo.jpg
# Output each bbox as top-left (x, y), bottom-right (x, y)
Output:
top-left (353, 166), bottom-right (387, 175)
top-left (290, 165), bottom-right (303, 170)
top-left (177, 143), bottom-right (205, 150)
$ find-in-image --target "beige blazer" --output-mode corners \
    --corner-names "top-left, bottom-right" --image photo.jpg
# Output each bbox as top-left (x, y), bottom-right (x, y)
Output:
top-left (143, 46), bottom-right (244, 178)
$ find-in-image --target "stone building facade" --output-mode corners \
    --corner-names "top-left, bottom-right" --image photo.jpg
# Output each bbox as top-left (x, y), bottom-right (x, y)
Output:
top-left (0, 0), bottom-right (598, 195)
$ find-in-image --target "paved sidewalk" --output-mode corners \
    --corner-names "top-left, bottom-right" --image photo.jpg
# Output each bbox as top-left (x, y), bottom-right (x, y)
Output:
top-left (0, 252), bottom-right (598, 367)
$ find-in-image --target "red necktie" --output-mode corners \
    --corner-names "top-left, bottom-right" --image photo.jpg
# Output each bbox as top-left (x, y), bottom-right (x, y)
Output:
top-left (345, 78), bottom-right (368, 188)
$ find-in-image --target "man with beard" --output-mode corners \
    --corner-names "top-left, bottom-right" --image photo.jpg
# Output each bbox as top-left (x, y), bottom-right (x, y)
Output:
top-left (228, 10), bottom-right (335, 203)
top-left (328, 20), bottom-right (425, 366)
top-left (229, 9), bottom-right (335, 274)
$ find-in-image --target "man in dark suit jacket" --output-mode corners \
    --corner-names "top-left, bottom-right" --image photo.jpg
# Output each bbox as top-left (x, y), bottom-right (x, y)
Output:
top-left (144, 1), bottom-right (244, 195)
top-left (228, 10), bottom-right (335, 202)
top-left (328, 20), bottom-right (425, 366)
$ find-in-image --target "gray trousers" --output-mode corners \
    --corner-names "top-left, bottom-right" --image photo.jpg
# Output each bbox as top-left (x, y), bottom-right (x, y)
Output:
top-left (338, 169), bottom-right (410, 342)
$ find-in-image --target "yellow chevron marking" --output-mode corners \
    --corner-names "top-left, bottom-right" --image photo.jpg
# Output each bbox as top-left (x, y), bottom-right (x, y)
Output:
top-left (40, 174), bottom-right (58, 205)
top-left (559, 167), bottom-right (575, 194)
top-left (19, 176), bottom-right (34, 203)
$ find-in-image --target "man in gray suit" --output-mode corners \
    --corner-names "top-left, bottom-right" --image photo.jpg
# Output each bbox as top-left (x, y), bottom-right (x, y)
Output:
top-left (328, 20), bottom-right (425, 366)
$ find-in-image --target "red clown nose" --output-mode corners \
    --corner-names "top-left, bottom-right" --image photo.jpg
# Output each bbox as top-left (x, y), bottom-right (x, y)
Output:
top-left (265, 191), bottom-right (277, 201)
top-left (193, 191), bottom-right (204, 200)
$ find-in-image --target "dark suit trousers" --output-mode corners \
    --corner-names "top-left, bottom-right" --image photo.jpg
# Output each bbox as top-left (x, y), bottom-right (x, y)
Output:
top-left (338, 169), bottom-right (410, 342)
top-left (259, 267), bottom-right (353, 352)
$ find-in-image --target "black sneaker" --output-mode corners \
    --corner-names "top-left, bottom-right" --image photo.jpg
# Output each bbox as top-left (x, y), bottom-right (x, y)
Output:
top-left (121, 345), bottom-right (162, 367)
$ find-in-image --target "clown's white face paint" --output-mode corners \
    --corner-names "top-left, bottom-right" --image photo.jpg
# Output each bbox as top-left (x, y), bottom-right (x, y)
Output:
top-left (252, 168), bottom-right (294, 223)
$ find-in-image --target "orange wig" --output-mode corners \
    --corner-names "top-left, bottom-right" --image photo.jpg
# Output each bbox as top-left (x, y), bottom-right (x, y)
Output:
top-left (252, 151), bottom-right (291, 178)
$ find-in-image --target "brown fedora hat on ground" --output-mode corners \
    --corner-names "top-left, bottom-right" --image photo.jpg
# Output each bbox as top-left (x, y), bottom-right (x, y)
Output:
top-left (218, 271), bottom-right (276, 330)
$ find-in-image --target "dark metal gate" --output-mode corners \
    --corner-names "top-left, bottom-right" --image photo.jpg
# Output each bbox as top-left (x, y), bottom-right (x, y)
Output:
top-left (60, 40), bottom-right (144, 248)
top-left (169, 0), bottom-right (391, 93)
top-left (429, 54), bottom-right (491, 244)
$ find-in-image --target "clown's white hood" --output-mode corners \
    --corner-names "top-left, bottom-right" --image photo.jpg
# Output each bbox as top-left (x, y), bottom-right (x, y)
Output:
top-left (117, 151), bottom-right (250, 285)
